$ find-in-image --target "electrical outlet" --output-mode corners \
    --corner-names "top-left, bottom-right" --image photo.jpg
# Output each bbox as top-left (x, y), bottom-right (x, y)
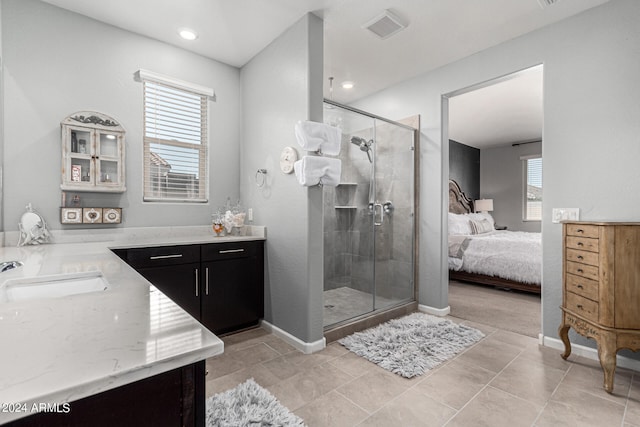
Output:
top-left (552, 208), bottom-right (580, 223)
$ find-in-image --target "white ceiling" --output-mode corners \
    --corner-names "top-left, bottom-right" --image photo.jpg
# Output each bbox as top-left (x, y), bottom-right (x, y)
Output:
top-left (40, 0), bottom-right (609, 147)
top-left (449, 65), bottom-right (544, 149)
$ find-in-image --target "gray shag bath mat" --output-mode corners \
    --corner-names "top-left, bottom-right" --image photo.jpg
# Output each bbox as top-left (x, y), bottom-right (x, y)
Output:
top-left (206, 378), bottom-right (305, 427)
top-left (339, 312), bottom-right (485, 378)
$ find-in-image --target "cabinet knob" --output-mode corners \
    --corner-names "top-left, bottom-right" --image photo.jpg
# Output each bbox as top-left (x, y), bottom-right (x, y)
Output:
top-left (577, 304), bottom-right (584, 310)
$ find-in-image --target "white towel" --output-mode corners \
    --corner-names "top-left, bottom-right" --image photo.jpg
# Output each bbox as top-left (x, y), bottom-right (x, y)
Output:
top-left (294, 121), bottom-right (342, 156)
top-left (293, 156), bottom-right (341, 187)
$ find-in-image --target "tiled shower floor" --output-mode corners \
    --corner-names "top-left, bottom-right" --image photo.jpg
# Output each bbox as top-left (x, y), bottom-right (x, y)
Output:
top-left (323, 286), bottom-right (400, 327)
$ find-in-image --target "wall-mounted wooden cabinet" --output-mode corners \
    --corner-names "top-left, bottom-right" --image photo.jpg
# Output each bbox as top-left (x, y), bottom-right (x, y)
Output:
top-left (61, 111), bottom-right (126, 192)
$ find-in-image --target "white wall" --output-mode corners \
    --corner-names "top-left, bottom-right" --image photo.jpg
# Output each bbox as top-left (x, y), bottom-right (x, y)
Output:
top-left (240, 14), bottom-right (325, 345)
top-left (480, 142), bottom-right (542, 232)
top-left (353, 0), bottom-right (640, 351)
top-left (0, 1), bottom-right (4, 234)
top-left (1, 0), bottom-right (241, 231)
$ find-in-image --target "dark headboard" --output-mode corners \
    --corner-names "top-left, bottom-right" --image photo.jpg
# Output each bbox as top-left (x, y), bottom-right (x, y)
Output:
top-left (449, 179), bottom-right (474, 214)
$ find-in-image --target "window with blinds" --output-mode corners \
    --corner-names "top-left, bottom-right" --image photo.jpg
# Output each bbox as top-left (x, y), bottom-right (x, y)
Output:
top-left (524, 156), bottom-right (542, 221)
top-left (142, 76), bottom-right (209, 202)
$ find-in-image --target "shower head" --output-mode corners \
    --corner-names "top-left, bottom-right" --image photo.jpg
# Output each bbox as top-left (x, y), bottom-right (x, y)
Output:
top-left (350, 136), bottom-right (373, 163)
top-left (350, 136), bottom-right (372, 151)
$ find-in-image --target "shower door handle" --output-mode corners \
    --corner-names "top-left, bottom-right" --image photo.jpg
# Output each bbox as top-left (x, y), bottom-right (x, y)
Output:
top-left (374, 203), bottom-right (384, 226)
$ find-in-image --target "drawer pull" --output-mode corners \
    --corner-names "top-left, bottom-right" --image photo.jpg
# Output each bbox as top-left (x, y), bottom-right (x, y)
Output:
top-left (577, 255), bottom-right (584, 260)
top-left (219, 248), bottom-right (245, 254)
top-left (149, 254), bottom-right (183, 260)
top-left (577, 304), bottom-right (584, 310)
top-left (577, 284), bottom-right (584, 289)
top-left (577, 269), bottom-right (584, 273)
top-left (576, 229), bottom-right (584, 233)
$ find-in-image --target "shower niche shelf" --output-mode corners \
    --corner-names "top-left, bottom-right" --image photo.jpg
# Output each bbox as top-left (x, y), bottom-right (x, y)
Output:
top-left (334, 182), bottom-right (358, 209)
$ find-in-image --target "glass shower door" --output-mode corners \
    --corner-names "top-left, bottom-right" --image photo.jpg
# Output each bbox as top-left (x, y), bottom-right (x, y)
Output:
top-left (322, 101), bottom-right (415, 329)
top-left (372, 120), bottom-right (416, 310)
top-left (323, 104), bottom-right (376, 327)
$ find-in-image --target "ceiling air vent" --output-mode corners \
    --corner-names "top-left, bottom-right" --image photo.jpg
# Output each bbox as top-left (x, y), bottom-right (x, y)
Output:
top-left (362, 10), bottom-right (407, 40)
top-left (537, 0), bottom-right (560, 9)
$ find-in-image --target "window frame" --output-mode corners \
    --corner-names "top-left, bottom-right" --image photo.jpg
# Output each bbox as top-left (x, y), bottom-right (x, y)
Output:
top-left (136, 69), bottom-right (212, 203)
top-left (522, 155), bottom-right (542, 222)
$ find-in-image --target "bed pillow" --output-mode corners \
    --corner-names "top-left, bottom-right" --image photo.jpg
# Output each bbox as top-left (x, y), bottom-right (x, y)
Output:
top-left (469, 212), bottom-right (495, 228)
top-left (469, 218), bottom-right (494, 235)
top-left (448, 213), bottom-right (472, 235)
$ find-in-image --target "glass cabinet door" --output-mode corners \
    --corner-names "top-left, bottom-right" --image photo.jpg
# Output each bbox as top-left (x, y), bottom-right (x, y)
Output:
top-left (96, 131), bottom-right (122, 188)
top-left (66, 126), bottom-right (94, 186)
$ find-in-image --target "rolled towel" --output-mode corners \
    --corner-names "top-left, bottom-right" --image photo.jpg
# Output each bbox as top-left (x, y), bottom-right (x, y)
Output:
top-left (294, 121), bottom-right (342, 156)
top-left (293, 156), bottom-right (341, 187)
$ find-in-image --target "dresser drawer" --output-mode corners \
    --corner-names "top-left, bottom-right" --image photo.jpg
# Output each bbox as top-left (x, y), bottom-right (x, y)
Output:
top-left (566, 291), bottom-right (599, 322)
top-left (566, 261), bottom-right (599, 281)
top-left (566, 224), bottom-right (599, 238)
top-left (566, 273), bottom-right (598, 301)
top-left (566, 248), bottom-right (599, 267)
top-left (566, 236), bottom-right (599, 252)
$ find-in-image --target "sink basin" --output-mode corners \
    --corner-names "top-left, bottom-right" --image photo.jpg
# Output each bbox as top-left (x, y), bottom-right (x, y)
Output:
top-left (0, 272), bottom-right (110, 303)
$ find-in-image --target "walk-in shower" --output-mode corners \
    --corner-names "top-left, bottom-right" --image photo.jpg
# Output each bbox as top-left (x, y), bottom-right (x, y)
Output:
top-left (322, 100), bottom-right (417, 331)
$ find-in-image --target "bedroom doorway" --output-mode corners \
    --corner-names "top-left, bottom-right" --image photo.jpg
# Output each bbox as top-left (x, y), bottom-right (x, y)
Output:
top-left (444, 65), bottom-right (543, 337)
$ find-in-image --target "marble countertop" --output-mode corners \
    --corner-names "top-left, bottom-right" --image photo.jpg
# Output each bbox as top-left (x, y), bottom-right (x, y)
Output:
top-left (0, 228), bottom-right (265, 423)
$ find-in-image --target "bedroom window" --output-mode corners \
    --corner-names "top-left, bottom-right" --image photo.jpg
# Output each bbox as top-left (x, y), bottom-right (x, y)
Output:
top-left (136, 69), bottom-right (212, 203)
top-left (523, 156), bottom-right (542, 221)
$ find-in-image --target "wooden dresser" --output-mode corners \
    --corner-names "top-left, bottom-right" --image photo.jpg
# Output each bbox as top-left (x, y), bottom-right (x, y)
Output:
top-left (559, 221), bottom-right (640, 393)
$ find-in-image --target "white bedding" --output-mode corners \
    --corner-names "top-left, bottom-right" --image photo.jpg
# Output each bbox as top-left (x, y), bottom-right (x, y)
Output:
top-left (448, 230), bottom-right (541, 285)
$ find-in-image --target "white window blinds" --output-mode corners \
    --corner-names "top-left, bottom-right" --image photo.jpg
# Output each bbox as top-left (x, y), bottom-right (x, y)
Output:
top-left (140, 72), bottom-right (210, 203)
top-left (524, 157), bottom-right (542, 221)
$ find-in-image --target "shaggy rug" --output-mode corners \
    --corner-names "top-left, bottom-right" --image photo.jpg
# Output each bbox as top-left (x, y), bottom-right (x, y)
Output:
top-left (206, 378), bottom-right (305, 427)
top-left (339, 312), bottom-right (485, 378)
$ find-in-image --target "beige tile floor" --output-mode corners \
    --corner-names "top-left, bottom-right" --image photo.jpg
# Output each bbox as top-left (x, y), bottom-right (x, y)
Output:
top-left (206, 317), bottom-right (640, 427)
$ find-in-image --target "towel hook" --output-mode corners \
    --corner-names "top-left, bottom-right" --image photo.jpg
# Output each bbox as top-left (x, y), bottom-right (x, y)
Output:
top-left (255, 169), bottom-right (267, 188)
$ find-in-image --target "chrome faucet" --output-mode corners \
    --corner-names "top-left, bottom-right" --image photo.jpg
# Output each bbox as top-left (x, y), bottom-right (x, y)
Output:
top-left (0, 261), bottom-right (23, 273)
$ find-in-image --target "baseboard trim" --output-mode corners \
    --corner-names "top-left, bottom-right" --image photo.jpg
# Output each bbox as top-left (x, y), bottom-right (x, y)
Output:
top-left (542, 335), bottom-right (640, 372)
top-left (260, 320), bottom-right (326, 354)
top-left (418, 304), bottom-right (451, 316)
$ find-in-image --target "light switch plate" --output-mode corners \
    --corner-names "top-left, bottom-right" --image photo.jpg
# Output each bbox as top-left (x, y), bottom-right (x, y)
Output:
top-left (552, 208), bottom-right (580, 223)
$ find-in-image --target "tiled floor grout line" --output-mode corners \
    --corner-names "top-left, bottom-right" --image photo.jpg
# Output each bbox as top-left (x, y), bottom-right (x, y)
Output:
top-left (528, 354), bottom-right (574, 427)
top-left (441, 344), bottom-right (530, 426)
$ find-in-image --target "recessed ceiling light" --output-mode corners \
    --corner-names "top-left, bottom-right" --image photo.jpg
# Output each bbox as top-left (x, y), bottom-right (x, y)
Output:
top-left (341, 81), bottom-right (354, 89)
top-left (179, 29), bottom-right (198, 41)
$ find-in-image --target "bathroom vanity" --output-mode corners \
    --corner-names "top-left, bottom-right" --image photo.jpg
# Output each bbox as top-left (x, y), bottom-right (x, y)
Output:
top-left (113, 239), bottom-right (264, 335)
top-left (0, 229), bottom-right (265, 426)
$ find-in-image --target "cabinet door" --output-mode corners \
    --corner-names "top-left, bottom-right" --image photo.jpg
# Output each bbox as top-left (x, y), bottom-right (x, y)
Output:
top-left (95, 130), bottom-right (125, 190)
top-left (201, 256), bottom-right (262, 335)
top-left (137, 263), bottom-right (201, 320)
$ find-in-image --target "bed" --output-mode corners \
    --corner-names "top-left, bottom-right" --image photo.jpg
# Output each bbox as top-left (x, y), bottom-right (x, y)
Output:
top-left (448, 179), bottom-right (541, 294)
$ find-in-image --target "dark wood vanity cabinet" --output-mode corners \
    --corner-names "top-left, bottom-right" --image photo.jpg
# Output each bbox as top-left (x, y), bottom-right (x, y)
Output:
top-left (201, 241), bottom-right (264, 335)
top-left (114, 240), bottom-right (264, 335)
top-left (7, 361), bottom-right (205, 427)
